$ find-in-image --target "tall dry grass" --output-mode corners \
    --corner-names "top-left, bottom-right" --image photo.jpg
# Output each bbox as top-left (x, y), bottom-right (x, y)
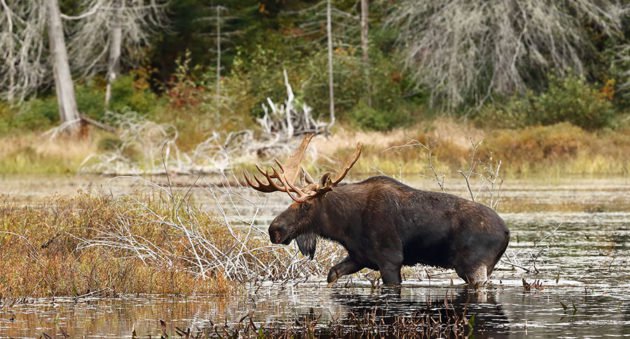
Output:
top-left (1, 118), bottom-right (628, 177)
top-left (330, 120), bottom-right (630, 178)
top-left (0, 189), bottom-right (341, 298)
top-left (0, 133), bottom-right (98, 174)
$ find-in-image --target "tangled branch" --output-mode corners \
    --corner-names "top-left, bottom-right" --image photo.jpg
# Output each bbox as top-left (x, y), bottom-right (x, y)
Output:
top-left (81, 71), bottom-right (327, 175)
top-left (75, 177), bottom-right (344, 282)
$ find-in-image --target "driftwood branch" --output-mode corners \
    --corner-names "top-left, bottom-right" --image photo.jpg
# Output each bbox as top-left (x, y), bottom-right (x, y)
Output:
top-left (81, 72), bottom-right (327, 175)
top-left (80, 114), bottom-right (116, 133)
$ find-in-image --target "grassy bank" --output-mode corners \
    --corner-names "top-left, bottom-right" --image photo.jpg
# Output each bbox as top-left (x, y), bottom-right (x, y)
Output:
top-left (348, 120), bottom-right (630, 177)
top-left (1, 118), bottom-right (629, 178)
top-left (0, 133), bottom-right (98, 175)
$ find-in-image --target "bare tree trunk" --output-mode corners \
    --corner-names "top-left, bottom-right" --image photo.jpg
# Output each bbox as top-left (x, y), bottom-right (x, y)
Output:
top-left (360, 0), bottom-right (370, 106)
top-left (105, 0), bottom-right (123, 108)
top-left (215, 5), bottom-right (222, 123)
top-left (1, 0), bottom-right (17, 103)
top-left (326, 0), bottom-right (335, 128)
top-left (46, 0), bottom-right (80, 133)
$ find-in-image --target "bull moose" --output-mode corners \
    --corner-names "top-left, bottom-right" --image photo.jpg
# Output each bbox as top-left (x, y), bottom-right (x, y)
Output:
top-left (244, 134), bottom-right (510, 286)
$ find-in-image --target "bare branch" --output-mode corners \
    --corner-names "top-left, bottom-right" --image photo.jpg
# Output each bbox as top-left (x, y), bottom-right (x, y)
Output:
top-left (67, 0), bottom-right (168, 78)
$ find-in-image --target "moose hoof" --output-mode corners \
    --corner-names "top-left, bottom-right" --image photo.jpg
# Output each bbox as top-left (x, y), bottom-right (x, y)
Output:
top-left (327, 269), bottom-right (339, 285)
top-left (461, 264), bottom-right (488, 286)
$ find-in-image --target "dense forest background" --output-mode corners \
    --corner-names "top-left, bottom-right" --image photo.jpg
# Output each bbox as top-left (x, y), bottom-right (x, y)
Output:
top-left (1, 1), bottom-right (628, 131)
top-left (1, 0), bottom-right (629, 175)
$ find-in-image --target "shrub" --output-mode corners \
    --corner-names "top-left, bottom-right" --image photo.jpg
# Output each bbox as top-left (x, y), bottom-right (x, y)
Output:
top-left (2, 73), bottom-right (159, 135)
top-left (473, 99), bottom-right (529, 129)
top-left (350, 100), bottom-right (410, 131)
top-left (483, 123), bottom-right (587, 167)
top-left (75, 81), bottom-right (105, 119)
top-left (303, 50), bottom-right (365, 118)
top-left (303, 48), bottom-right (410, 129)
top-left (529, 75), bottom-right (616, 130)
top-left (228, 37), bottom-right (307, 118)
top-left (14, 97), bottom-right (58, 130)
top-left (110, 75), bottom-right (159, 115)
top-left (76, 75), bottom-right (159, 121)
top-left (0, 102), bottom-right (12, 134)
top-left (475, 75), bottom-right (616, 130)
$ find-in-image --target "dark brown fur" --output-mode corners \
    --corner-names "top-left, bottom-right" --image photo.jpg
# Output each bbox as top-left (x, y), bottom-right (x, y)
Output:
top-left (268, 176), bottom-right (510, 285)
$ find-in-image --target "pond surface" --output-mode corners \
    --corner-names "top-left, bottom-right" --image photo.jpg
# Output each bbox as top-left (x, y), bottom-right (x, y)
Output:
top-left (1, 175), bottom-right (629, 337)
top-left (2, 284), bottom-right (628, 338)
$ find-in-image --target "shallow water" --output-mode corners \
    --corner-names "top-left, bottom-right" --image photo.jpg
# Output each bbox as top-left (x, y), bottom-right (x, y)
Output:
top-left (1, 175), bottom-right (629, 337)
top-left (1, 283), bottom-right (628, 337)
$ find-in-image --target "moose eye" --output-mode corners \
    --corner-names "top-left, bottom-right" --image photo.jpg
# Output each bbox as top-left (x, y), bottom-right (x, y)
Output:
top-left (300, 202), bottom-right (312, 212)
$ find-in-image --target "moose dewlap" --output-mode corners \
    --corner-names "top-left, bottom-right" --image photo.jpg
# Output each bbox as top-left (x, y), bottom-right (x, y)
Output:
top-left (244, 134), bottom-right (510, 286)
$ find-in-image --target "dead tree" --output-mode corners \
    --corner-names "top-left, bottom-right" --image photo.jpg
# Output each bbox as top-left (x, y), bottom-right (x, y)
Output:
top-left (258, 70), bottom-right (328, 140)
top-left (360, 0), bottom-right (370, 106)
top-left (66, 0), bottom-right (167, 107)
top-left (1, 0), bottom-right (80, 133)
top-left (47, 0), bottom-right (81, 133)
top-left (387, 0), bottom-right (626, 108)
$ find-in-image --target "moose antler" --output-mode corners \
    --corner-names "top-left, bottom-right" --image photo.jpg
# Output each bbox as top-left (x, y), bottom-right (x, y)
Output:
top-left (244, 134), bottom-right (362, 202)
top-left (329, 142), bottom-right (362, 187)
top-left (244, 134), bottom-right (316, 202)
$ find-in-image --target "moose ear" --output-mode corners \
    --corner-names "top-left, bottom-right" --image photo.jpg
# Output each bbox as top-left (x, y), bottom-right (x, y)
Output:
top-left (295, 233), bottom-right (317, 260)
top-left (319, 172), bottom-right (333, 188)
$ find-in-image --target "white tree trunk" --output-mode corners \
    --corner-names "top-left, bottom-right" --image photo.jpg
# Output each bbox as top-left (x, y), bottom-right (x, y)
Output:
top-left (326, 0), bottom-right (335, 128)
top-left (1, 0), bottom-right (16, 102)
top-left (105, 0), bottom-right (123, 108)
top-left (46, 0), bottom-right (80, 132)
top-left (215, 5), bottom-right (222, 123)
top-left (360, 0), bottom-right (370, 106)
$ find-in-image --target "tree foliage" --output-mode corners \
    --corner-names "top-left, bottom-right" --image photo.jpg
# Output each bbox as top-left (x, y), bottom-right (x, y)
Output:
top-left (1, 0), bottom-right (629, 134)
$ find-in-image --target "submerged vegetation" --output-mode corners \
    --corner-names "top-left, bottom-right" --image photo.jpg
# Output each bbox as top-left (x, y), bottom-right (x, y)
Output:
top-left (133, 302), bottom-right (475, 339)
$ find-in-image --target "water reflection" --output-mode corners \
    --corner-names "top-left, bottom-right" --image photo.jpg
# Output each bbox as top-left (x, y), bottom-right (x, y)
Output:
top-left (2, 284), bottom-right (629, 337)
top-left (328, 286), bottom-right (510, 338)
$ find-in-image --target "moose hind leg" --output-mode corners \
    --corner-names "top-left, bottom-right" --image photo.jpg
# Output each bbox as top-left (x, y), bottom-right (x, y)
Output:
top-left (327, 256), bottom-right (363, 285)
top-left (379, 262), bottom-right (402, 285)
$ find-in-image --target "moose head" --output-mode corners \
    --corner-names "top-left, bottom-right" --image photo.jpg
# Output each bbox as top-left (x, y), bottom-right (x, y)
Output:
top-left (243, 134), bottom-right (362, 259)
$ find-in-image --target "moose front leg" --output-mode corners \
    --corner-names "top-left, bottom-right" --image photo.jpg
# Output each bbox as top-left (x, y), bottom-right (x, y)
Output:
top-left (378, 262), bottom-right (402, 285)
top-left (327, 256), bottom-right (363, 285)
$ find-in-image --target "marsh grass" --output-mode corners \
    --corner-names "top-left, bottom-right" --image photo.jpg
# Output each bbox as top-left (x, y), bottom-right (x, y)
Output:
top-left (345, 122), bottom-right (630, 178)
top-left (0, 194), bottom-right (211, 297)
top-left (0, 133), bottom-right (98, 174)
top-left (0, 189), bottom-right (337, 298)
